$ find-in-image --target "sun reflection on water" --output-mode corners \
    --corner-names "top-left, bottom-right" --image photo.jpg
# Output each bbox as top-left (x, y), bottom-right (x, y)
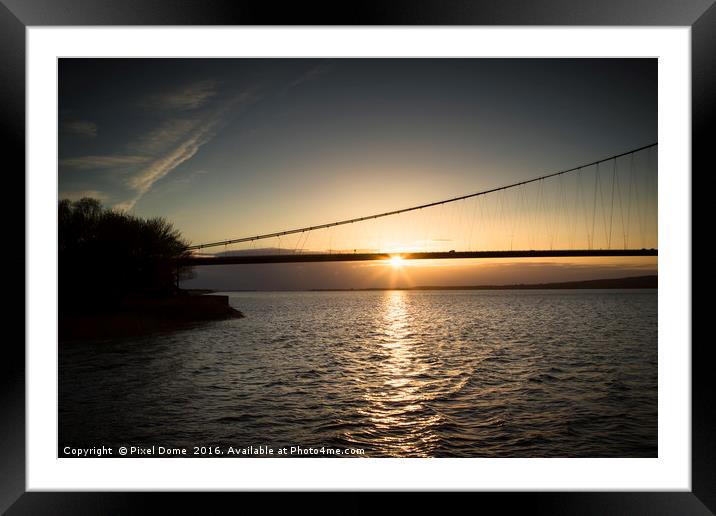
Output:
top-left (353, 290), bottom-right (443, 457)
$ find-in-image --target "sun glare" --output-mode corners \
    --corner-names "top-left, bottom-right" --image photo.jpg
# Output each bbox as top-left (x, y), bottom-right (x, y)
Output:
top-left (389, 255), bottom-right (405, 268)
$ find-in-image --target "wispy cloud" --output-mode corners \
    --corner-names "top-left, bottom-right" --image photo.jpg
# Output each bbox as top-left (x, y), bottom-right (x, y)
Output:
top-left (145, 80), bottom-right (218, 111)
top-left (173, 169), bottom-right (210, 185)
top-left (62, 120), bottom-right (98, 138)
top-left (116, 90), bottom-right (258, 212)
top-left (113, 200), bottom-right (138, 212)
top-left (281, 62), bottom-right (332, 95)
top-left (60, 155), bottom-right (151, 170)
top-left (127, 120), bottom-right (217, 196)
top-left (61, 80), bottom-right (259, 213)
top-left (128, 118), bottom-right (198, 155)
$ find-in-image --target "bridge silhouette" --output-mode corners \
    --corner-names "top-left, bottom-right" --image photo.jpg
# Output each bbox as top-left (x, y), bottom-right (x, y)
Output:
top-left (181, 143), bottom-right (658, 266)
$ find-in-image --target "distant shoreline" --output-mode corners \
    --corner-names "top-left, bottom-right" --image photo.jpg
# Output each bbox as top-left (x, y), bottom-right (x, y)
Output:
top-left (200, 274), bottom-right (657, 292)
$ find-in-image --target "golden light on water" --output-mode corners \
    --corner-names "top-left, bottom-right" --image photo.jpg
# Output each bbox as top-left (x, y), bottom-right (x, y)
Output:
top-left (351, 290), bottom-right (442, 457)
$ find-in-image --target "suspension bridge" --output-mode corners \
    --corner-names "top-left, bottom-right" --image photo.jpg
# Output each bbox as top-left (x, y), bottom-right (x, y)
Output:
top-left (179, 143), bottom-right (658, 266)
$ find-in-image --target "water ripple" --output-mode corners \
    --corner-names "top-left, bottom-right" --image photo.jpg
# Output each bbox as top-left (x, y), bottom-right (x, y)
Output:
top-left (60, 289), bottom-right (657, 457)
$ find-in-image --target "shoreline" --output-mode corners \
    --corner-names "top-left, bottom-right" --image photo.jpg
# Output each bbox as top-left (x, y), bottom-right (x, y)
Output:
top-left (198, 275), bottom-right (658, 293)
top-left (59, 294), bottom-right (243, 343)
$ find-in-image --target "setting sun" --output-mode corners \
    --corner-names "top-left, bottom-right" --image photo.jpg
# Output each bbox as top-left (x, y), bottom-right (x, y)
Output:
top-left (389, 255), bottom-right (405, 268)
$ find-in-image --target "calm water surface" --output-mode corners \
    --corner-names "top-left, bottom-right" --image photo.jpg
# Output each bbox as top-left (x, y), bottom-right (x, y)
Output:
top-left (59, 289), bottom-right (657, 457)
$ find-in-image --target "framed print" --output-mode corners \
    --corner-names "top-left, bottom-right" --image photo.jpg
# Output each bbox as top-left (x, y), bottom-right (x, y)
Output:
top-left (2, 0), bottom-right (709, 513)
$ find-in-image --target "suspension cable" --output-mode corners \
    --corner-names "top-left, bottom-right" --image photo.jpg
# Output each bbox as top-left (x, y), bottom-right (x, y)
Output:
top-left (187, 142), bottom-right (657, 251)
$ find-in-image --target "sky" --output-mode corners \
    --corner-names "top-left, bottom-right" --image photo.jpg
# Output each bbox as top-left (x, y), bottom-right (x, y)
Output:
top-left (58, 58), bottom-right (657, 289)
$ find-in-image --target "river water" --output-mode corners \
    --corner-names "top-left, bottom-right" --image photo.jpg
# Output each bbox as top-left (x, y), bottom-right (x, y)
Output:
top-left (59, 289), bottom-right (657, 457)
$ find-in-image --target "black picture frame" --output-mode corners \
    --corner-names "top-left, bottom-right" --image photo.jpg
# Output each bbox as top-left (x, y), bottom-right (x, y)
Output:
top-left (1, 1), bottom-right (708, 513)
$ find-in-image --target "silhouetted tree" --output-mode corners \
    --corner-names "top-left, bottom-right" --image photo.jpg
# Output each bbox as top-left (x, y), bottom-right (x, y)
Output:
top-left (59, 198), bottom-right (191, 311)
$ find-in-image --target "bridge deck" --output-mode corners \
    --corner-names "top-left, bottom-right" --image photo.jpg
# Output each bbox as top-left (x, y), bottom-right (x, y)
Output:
top-left (180, 249), bottom-right (658, 266)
